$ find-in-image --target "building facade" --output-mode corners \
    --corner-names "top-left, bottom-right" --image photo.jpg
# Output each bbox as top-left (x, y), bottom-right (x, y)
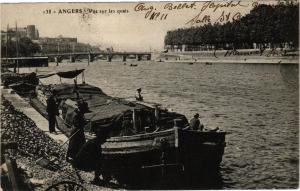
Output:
top-left (36, 37), bottom-right (100, 53)
top-left (1, 25), bottom-right (39, 41)
top-left (1, 24), bottom-right (101, 55)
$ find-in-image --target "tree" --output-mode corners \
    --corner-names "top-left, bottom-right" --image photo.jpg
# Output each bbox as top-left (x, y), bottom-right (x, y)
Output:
top-left (1, 36), bottom-right (41, 57)
top-left (164, 3), bottom-right (299, 49)
top-left (18, 37), bottom-right (41, 56)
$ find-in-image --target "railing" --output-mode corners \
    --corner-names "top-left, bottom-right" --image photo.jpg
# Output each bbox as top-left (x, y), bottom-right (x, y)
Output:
top-left (43, 51), bottom-right (152, 56)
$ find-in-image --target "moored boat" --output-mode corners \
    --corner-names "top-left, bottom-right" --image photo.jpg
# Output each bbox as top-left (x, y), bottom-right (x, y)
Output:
top-left (29, 69), bottom-right (226, 187)
top-left (1, 71), bottom-right (39, 96)
top-left (1, 71), bottom-right (39, 88)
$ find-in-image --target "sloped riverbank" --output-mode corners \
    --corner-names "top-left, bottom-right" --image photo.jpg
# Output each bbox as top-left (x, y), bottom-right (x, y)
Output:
top-left (1, 97), bottom-right (118, 191)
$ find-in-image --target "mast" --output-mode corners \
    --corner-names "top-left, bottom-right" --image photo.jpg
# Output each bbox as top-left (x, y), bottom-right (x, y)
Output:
top-left (15, 22), bottom-right (19, 73)
top-left (6, 24), bottom-right (9, 66)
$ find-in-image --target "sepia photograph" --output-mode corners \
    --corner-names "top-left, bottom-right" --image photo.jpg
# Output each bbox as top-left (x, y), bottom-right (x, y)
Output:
top-left (0, 0), bottom-right (299, 190)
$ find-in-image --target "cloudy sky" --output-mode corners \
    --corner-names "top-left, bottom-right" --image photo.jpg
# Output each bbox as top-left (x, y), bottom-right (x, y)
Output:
top-left (1, 1), bottom-right (277, 51)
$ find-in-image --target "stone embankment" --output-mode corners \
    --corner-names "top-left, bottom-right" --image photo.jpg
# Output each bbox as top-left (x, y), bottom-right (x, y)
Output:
top-left (154, 49), bottom-right (299, 64)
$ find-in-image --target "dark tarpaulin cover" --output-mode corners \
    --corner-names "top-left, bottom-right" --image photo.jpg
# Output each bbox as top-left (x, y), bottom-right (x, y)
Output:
top-left (44, 83), bottom-right (141, 126)
top-left (40, 83), bottom-right (188, 136)
top-left (56, 69), bottom-right (85, 79)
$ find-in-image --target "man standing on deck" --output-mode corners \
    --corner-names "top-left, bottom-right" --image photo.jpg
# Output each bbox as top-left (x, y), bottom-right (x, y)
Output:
top-left (189, 113), bottom-right (204, 131)
top-left (135, 88), bottom-right (143, 101)
top-left (46, 91), bottom-right (59, 134)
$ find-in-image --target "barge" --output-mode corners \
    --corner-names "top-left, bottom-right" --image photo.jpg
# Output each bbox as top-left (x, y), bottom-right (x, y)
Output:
top-left (28, 69), bottom-right (226, 187)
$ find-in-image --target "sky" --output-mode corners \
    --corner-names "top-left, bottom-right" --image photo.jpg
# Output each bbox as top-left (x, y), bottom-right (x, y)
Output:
top-left (1, 1), bottom-right (280, 51)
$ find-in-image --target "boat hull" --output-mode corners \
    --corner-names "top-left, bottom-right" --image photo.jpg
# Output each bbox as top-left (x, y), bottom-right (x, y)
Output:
top-left (101, 128), bottom-right (226, 186)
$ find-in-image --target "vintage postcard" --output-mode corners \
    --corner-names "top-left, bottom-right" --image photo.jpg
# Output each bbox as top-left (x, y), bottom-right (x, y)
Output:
top-left (0, 1), bottom-right (299, 190)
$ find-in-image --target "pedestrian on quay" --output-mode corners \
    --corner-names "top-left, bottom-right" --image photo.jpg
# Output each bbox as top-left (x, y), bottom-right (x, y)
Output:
top-left (189, 113), bottom-right (204, 131)
top-left (66, 100), bottom-right (91, 162)
top-left (46, 90), bottom-right (59, 134)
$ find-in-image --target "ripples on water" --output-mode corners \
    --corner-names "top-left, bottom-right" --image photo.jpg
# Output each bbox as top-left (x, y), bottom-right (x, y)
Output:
top-left (23, 61), bottom-right (299, 189)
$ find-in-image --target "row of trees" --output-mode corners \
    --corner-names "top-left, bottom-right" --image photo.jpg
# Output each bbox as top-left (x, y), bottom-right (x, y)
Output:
top-left (1, 36), bottom-right (41, 58)
top-left (164, 3), bottom-right (299, 50)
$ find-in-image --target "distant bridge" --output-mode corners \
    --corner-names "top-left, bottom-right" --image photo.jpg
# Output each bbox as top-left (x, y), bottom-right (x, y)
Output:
top-left (43, 51), bottom-right (152, 63)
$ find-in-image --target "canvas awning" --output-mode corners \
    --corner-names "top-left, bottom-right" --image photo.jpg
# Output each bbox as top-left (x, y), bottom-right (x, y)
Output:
top-left (37, 69), bottom-right (85, 79)
top-left (56, 69), bottom-right (85, 79)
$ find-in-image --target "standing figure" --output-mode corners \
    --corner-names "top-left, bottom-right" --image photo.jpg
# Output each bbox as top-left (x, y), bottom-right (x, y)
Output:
top-left (66, 100), bottom-right (90, 162)
top-left (189, 113), bottom-right (204, 131)
top-left (74, 129), bottom-right (110, 185)
top-left (46, 91), bottom-right (59, 134)
top-left (135, 88), bottom-right (143, 101)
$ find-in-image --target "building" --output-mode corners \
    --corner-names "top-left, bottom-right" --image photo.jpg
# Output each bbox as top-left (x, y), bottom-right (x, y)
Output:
top-left (1, 24), bottom-right (100, 55)
top-left (37, 37), bottom-right (77, 53)
top-left (36, 37), bottom-right (100, 54)
top-left (1, 25), bottom-right (39, 41)
top-left (26, 25), bottom-right (39, 39)
top-left (38, 36), bottom-right (77, 44)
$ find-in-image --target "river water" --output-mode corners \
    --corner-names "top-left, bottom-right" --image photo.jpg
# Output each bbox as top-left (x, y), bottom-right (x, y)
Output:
top-left (22, 60), bottom-right (299, 189)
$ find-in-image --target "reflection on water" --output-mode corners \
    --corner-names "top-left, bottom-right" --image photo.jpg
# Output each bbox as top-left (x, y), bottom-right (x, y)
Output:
top-left (280, 64), bottom-right (299, 87)
top-left (21, 61), bottom-right (299, 189)
top-left (125, 167), bottom-right (225, 190)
